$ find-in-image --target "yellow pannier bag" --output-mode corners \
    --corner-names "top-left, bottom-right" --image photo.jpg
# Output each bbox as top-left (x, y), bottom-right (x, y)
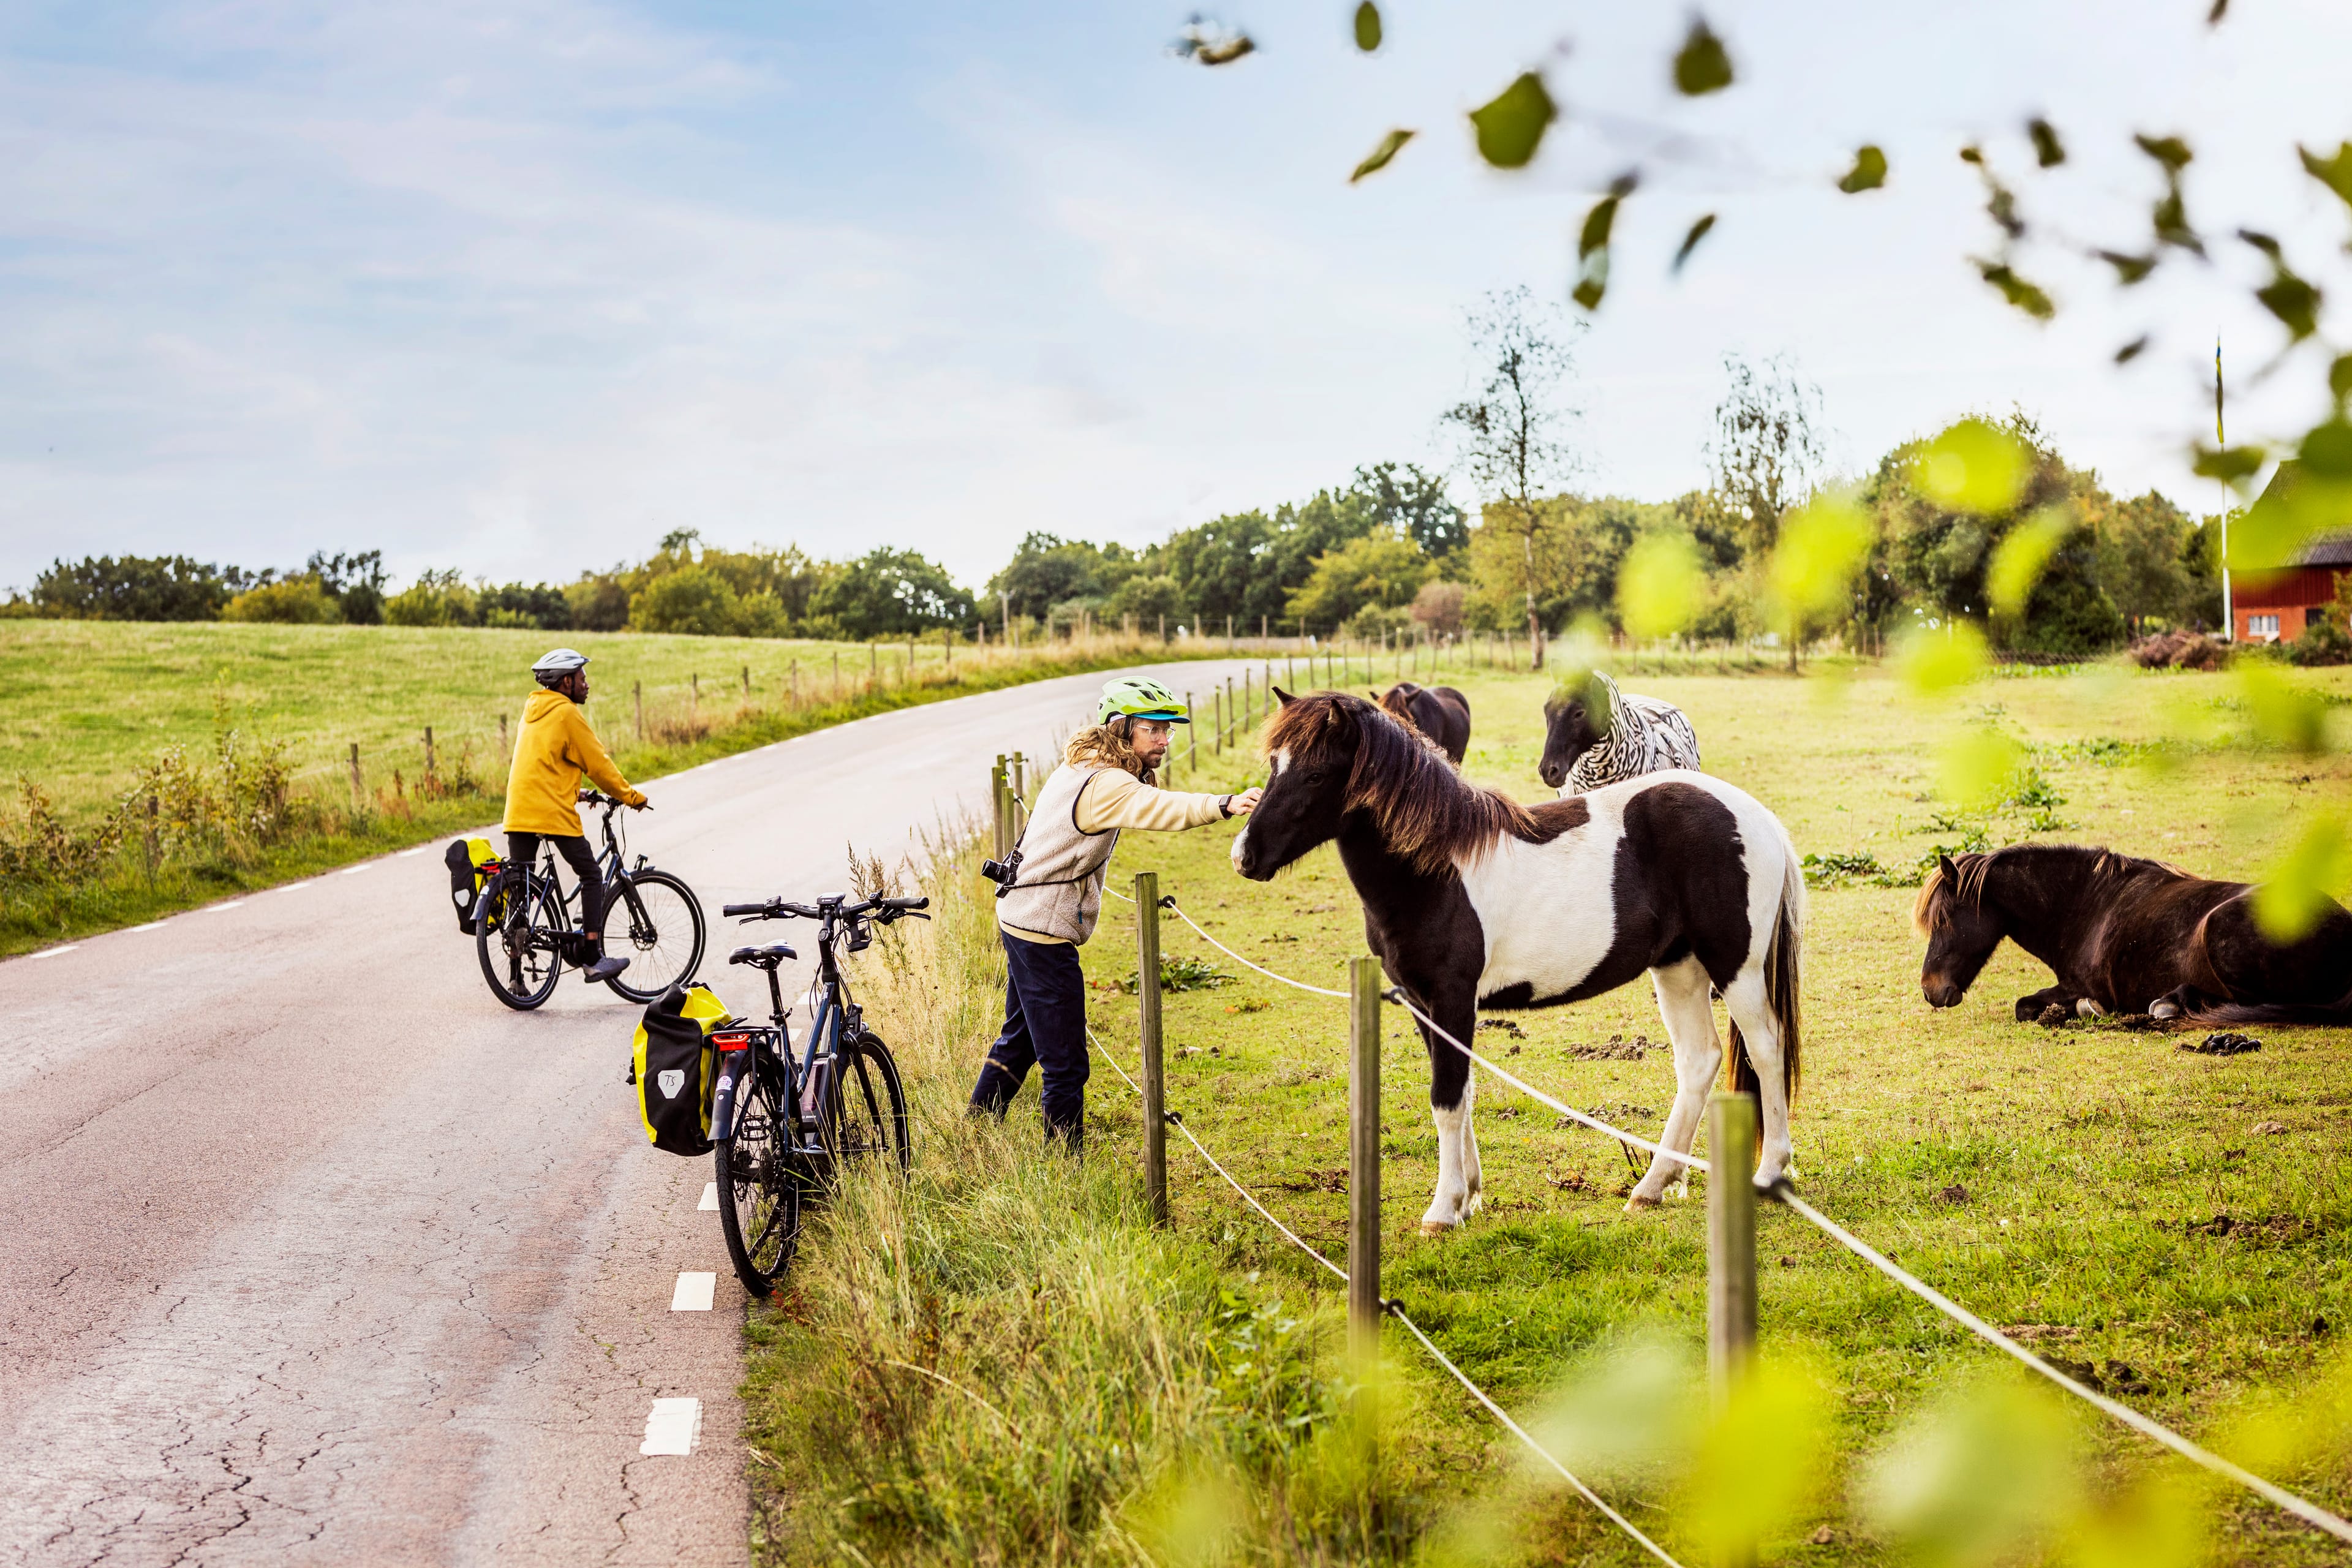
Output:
top-left (445, 836), bottom-right (502, 935)
top-left (630, 982), bottom-right (734, 1156)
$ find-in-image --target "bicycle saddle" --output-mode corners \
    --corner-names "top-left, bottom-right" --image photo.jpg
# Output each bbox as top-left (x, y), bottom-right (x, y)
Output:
top-left (728, 943), bottom-right (798, 967)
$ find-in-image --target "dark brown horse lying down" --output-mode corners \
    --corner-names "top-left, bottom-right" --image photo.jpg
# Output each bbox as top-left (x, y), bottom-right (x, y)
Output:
top-left (1376, 681), bottom-right (1471, 763)
top-left (1915, 845), bottom-right (2352, 1024)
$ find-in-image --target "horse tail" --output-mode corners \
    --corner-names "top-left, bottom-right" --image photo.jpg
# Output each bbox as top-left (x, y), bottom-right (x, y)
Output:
top-left (1725, 830), bottom-right (1805, 1109)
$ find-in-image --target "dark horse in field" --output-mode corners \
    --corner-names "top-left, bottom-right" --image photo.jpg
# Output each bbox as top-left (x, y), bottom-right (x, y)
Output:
top-left (1376, 681), bottom-right (1471, 763)
top-left (1233, 690), bottom-right (1804, 1225)
top-left (1916, 845), bottom-right (2352, 1023)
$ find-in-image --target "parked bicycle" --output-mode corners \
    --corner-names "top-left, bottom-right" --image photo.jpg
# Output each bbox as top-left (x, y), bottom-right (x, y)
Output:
top-left (475, 791), bottom-right (706, 1010)
top-left (707, 891), bottom-right (924, 1295)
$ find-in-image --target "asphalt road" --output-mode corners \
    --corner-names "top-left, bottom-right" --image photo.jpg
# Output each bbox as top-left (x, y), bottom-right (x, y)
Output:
top-left (0, 657), bottom-right (1264, 1567)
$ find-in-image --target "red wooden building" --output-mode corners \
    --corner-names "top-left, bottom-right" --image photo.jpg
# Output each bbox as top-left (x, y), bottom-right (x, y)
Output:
top-left (2233, 461), bottom-right (2352, 642)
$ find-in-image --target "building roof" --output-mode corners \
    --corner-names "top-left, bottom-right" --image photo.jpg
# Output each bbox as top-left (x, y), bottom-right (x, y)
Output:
top-left (2249, 460), bottom-right (2352, 567)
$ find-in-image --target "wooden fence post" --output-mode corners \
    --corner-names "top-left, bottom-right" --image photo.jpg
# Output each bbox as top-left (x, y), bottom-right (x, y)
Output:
top-left (691, 673), bottom-right (699, 710)
top-left (1137, 872), bottom-right (1168, 1226)
top-left (1348, 955), bottom-right (1384, 1366)
top-left (144, 794), bottom-right (159, 883)
top-left (742, 664), bottom-right (750, 696)
top-left (423, 725), bottom-right (436, 788)
top-left (634, 680), bottom-right (644, 740)
top-left (348, 742), bottom-right (363, 806)
top-left (1707, 1091), bottom-right (1759, 1405)
top-left (992, 755), bottom-right (1008, 858)
top-left (1212, 687), bottom-right (1223, 756)
top-left (498, 712), bottom-right (509, 767)
top-left (790, 660), bottom-right (799, 703)
top-left (1185, 692), bottom-right (1197, 771)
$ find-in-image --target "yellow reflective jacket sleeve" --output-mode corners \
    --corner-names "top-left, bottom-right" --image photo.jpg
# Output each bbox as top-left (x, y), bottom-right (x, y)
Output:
top-left (502, 689), bottom-right (645, 835)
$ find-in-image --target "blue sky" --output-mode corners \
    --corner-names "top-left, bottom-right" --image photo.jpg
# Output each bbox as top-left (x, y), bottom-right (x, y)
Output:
top-left (2, 0), bottom-right (2348, 592)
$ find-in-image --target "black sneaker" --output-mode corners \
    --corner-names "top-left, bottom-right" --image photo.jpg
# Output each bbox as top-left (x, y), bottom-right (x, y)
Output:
top-left (584, 954), bottom-right (630, 984)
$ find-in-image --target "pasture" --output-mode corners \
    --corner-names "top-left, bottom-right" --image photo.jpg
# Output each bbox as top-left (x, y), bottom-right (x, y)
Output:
top-left (748, 661), bottom-right (2352, 1566)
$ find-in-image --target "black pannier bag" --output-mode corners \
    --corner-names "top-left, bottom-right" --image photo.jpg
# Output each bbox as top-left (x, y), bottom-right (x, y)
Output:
top-left (631, 981), bottom-right (733, 1156)
top-left (445, 837), bottom-right (501, 935)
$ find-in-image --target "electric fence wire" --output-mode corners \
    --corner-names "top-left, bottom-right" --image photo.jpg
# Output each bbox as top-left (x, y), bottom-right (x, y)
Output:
top-left (1080, 1026), bottom-right (1691, 1568)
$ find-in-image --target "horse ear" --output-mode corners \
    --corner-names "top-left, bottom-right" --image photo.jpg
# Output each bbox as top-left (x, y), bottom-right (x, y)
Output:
top-left (1273, 686), bottom-right (1294, 706)
top-left (1937, 853), bottom-right (1959, 883)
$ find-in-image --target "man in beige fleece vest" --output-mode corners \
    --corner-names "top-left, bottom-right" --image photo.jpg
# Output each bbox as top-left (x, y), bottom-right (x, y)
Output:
top-left (972, 676), bottom-right (1260, 1148)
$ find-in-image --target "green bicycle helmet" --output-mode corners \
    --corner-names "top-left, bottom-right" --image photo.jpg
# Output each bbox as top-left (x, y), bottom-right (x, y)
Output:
top-left (1096, 676), bottom-right (1190, 726)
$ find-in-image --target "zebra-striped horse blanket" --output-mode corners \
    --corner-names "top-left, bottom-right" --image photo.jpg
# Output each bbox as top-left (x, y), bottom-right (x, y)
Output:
top-left (1539, 671), bottom-right (1702, 794)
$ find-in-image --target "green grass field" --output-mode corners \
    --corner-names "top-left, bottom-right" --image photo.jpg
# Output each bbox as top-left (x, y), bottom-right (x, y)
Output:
top-left (747, 660), bottom-right (2352, 1567)
top-left (1, 619), bottom-right (1061, 818)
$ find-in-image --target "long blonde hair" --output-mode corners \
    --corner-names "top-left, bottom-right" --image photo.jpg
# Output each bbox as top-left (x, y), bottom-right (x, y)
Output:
top-left (1063, 721), bottom-right (1155, 785)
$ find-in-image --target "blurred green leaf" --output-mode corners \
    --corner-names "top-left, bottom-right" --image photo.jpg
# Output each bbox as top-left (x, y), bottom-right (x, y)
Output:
top-left (2190, 443), bottom-right (2265, 484)
top-left (1572, 183), bottom-right (1631, 311)
top-left (1672, 18), bottom-right (1733, 95)
top-left (2242, 234), bottom-right (2323, 341)
top-left (1528, 1340), bottom-right (1700, 1483)
top-left (1839, 144), bottom-right (1888, 194)
top-left (1618, 530), bottom-right (1706, 638)
top-left (2300, 141), bottom-right (2352, 211)
top-left (2135, 133), bottom-right (2193, 174)
top-left (1859, 1377), bottom-right (2083, 1568)
top-left (2330, 353), bottom-right (2352, 410)
top-left (2152, 186), bottom-right (2203, 255)
top-left (2234, 660), bottom-right (2329, 756)
top-left (2302, 418), bottom-right (2352, 480)
top-left (2029, 118), bottom-right (2067, 168)
top-left (1471, 72), bottom-right (1557, 170)
top-left (2063, 1467), bottom-right (2212, 1568)
top-left (1987, 505), bottom-right (2075, 619)
top-left (1672, 213), bottom-right (1717, 273)
top-left (1917, 418), bottom-right (2033, 514)
top-left (1349, 128), bottom-right (1415, 184)
top-left (1678, 1360), bottom-right (1832, 1559)
top-left (2114, 336), bottom-right (2150, 364)
top-left (1767, 491), bottom-right (1874, 626)
top-left (1939, 726), bottom-right (2026, 809)
top-left (1126, 1462), bottom-right (1243, 1567)
top-left (2231, 456), bottom-right (2352, 573)
top-left (1170, 18), bottom-right (1256, 66)
top-left (1975, 260), bottom-right (2056, 320)
top-left (1897, 619), bottom-right (1990, 695)
top-left (2253, 810), bottom-right (2350, 943)
top-left (1352, 1), bottom-right (1381, 51)
top-left (2096, 250), bottom-right (2157, 285)
top-left (2207, 0), bottom-right (2229, 21)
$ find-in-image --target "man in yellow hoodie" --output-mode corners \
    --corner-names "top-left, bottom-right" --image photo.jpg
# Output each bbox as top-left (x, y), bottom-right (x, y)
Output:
top-left (504, 649), bottom-right (649, 984)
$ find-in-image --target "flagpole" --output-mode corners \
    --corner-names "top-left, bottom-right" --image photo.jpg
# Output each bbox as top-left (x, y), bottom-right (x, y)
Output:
top-left (2218, 336), bottom-right (2233, 641)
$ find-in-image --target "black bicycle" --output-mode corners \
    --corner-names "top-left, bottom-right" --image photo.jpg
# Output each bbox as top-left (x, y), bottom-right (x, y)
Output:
top-left (707, 891), bottom-right (924, 1295)
top-left (474, 791), bottom-right (706, 1011)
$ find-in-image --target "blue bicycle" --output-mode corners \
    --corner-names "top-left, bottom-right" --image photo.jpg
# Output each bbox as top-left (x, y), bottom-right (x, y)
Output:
top-left (709, 891), bottom-right (922, 1295)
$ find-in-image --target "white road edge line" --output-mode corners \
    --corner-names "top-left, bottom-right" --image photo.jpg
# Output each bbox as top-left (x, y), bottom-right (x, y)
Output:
top-left (203, 901), bottom-right (247, 912)
top-left (129, 921), bottom-right (168, 932)
top-left (29, 944), bottom-right (81, 960)
top-left (343, 863), bottom-right (375, 875)
top-left (698, 1182), bottom-right (719, 1212)
top-left (639, 1398), bottom-right (701, 1456)
top-left (397, 846), bottom-right (430, 858)
top-left (670, 1272), bottom-right (716, 1311)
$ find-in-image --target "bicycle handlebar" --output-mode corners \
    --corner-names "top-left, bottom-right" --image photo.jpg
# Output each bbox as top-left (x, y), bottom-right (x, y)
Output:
top-left (722, 895), bottom-right (931, 922)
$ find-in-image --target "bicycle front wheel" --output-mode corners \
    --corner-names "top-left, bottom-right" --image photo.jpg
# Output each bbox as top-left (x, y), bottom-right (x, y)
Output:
top-left (716, 1063), bottom-right (803, 1297)
top-left (826, 1034), bottom-right (910, 1175)
top-left (601, 870), bottom-right (706, 1002)
top-left (477, 874), bottom-right (563, 1011)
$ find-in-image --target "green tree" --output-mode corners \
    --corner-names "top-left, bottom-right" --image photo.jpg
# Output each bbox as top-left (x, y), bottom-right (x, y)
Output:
top-left (2085, 490), bottom-right (2198, 629)
top-left (1352, 462), bottom-right (1468, 559)
top-left (807, 549), bottom-right (976, 638)
top-left (1159, 489), bottom-right (1381, 630)
top-left (567, 573), bottom-right (631, 632)
top-left (383, 569), bottom-right (478, 627)
top-left (1104, 573), bottom-right (1189, 635)
top-left (30, 555), bottom-right (249, 620)
top-left (631, 564), bottom-right (739, 636)
top-left (1285, 531), bottom-right (1433, 631)
top-left (987, 533), bottom-right (1140, 622)
top-left (223, 576), bottom-right (343, 624)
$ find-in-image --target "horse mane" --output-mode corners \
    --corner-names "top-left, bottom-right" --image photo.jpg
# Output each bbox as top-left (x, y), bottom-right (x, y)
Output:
top-left (1376, 682), bottom-right (1423, 724)
top-left (1265, 692), bottom-right (1533, 875)
top-left (1912, 843), bottom-right (2192, 935)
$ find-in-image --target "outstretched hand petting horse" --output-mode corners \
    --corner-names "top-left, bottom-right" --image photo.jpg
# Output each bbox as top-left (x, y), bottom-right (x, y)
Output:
top-left (1231, 689), bottom-right (1806, 1227)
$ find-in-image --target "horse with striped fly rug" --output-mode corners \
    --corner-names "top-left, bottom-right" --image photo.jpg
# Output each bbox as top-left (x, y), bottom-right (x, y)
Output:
top-left (1232, 689), bottom-right (1804, 1228)
top-left (1540, 669), bottom-right (1702, 793)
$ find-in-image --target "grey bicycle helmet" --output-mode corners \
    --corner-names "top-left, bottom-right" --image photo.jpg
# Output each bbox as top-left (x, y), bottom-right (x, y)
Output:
top-left (533, 647), bottom-right (589, 688)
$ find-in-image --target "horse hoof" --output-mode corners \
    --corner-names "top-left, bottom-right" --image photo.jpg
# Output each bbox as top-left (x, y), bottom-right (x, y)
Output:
top-left (1419, 1218), bottom-right (1460, 1236)
top-left (2150, 1001), bottom-right (2178, 1020)
top-left (1624, 1193), bottom-right (1662, 1212)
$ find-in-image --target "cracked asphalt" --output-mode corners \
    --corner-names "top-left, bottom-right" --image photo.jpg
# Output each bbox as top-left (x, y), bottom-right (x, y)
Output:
top-left (0, 658), bottom-right (1257, 1567)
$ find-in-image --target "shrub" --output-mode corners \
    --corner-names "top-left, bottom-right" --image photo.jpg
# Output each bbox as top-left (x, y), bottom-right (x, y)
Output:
top-left (383, 570), bottom-right (478, 627)
top-left (223, 576), bottom-right (344, 624)
top-left (1410, 579), bottom-right (1468, 636)
top-left (2288, 603), bottom-right (2352, 667)
top-left (1104, 573), bottom-right (1188, 634)
top-left (631, 564), bottom-right (739, 635)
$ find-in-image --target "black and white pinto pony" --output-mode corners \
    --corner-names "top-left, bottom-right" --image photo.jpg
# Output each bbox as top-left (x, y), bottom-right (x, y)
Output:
top-left (1540, 670), bottom-right (1703, 793)
top-left (1233, 690), bottom-right (1803, 1228)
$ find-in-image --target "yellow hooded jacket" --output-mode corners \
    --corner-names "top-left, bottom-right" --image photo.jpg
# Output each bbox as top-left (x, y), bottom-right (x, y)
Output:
top-left (502, 688), bottom-right (646, 835)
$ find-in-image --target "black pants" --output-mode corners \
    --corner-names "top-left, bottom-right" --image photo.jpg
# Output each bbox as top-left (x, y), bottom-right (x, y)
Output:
top-left (970, 930), bottom-right (1090, 1148)
top-left (506, 831), bottom-right (604, 948)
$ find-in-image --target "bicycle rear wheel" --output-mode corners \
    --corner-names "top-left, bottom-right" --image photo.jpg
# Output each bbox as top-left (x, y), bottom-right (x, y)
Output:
top-left (826, 1033), bottom-right (910, 1175)
top-left (477, 873), bottom-right (563, 1011)
top-left (601, 869), bottom-right (706, 1002)
top-left (716, 1063), bottom-right (804, 1297)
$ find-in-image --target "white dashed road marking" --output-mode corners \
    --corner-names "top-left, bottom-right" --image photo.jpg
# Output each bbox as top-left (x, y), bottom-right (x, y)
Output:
top-left (639, 1398), bottom-right (701, 1456)
top-left (204, 902), bottom-right (247, 912)
top-left (670, 1273), bottom-right (716, 1311)
top-left (343, 864), bottom-right (374, 876)
top-left (398, 846), bottom-right (430, 857)
top-left (129, 922), bottom-right (167, 932)
top-left (698, 1183), bottom-right (719, 1212)
top-left (29, 945), bottom-right (81, 960)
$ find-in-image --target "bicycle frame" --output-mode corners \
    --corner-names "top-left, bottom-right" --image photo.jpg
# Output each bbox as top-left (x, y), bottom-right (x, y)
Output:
top-left (711, 910), bottom-right (859, 1148)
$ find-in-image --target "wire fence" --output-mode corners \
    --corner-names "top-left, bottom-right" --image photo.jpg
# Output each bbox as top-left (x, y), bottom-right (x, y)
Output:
top-left (1111, 878), bottom-right (2352, 1552)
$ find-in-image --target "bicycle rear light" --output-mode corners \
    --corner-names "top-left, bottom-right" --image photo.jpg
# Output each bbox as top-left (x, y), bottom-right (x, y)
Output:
top-left (712, 1031), bottom-right (754, 1052)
